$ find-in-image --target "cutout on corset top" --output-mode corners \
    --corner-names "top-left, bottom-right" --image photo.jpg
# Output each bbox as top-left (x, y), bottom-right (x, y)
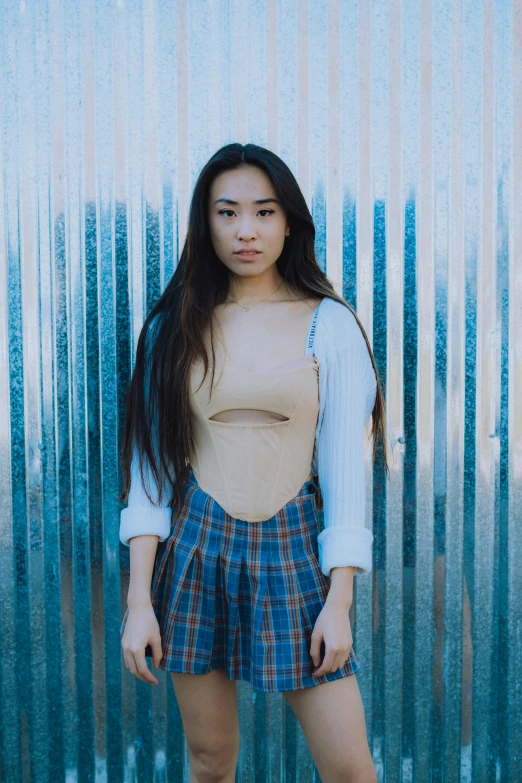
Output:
top-left (208, 409), bottom-right (290, 424)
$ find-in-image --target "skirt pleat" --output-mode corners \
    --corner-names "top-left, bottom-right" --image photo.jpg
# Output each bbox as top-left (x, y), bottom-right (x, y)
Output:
top-left (120, 468), bottom-right (360, 692)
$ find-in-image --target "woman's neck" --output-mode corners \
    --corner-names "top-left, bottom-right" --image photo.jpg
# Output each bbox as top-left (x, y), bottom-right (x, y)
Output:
top-left (227, 273), bottom-right (289, 303)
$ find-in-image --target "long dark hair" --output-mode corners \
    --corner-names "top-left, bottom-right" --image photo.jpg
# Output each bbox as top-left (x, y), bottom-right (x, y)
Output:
top-left (119, 142), bottom-right (389, 522)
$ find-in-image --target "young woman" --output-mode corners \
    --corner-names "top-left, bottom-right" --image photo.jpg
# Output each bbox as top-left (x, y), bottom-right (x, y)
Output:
top-left (119, 143), bottom-right (388, 782)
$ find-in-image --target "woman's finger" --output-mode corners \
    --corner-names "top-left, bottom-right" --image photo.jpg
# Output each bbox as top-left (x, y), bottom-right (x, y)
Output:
top-left (123, 649), bottom-right (139, 679)
top-left (312, 648), bottom-right (335, 677)
top-left (123, 645), bottom-right (159, 685)
top-left (333, 652), bottom-right (349, 672)
top-left (131, 650), bottom-right (159, 685)
top-left (310, 632), bottom-right (322, 667)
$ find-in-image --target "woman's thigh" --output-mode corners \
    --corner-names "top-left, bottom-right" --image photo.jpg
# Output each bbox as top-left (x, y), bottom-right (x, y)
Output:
top-left (170, 669), bottom-right (240, 759)
top-left (282, 675), bottom-right (376, 782)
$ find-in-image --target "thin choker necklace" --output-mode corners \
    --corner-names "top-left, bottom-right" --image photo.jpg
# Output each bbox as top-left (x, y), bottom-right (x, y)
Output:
top-left (225, 280), bottom-right (286, 312)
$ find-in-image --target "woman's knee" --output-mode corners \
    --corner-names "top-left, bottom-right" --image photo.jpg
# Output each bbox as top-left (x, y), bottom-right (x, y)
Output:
top-left (188, 738), bottom-right (239, 783)
top-left (341, 754), bottom-right (377, 783)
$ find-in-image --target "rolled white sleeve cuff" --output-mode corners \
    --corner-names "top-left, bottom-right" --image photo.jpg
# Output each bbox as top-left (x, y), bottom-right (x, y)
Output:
top-left (317, 525), bottom-right (374, 578)
top-left (119, 507), bottom-right (172, 547)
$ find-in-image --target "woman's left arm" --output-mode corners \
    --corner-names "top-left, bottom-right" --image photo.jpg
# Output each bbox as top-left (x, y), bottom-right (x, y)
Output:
top-left (310, 328), bottom-right (376, 676)
top-left (327, 566), bottom-right (356, 607)
top-left (316, 326), bottom-right (377, 583)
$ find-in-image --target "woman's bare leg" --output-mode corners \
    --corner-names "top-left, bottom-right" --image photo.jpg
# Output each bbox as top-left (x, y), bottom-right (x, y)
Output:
top-left (282, 674), bottom-right (376, 782)
top-left (170, 669), bottom-right (240, 783)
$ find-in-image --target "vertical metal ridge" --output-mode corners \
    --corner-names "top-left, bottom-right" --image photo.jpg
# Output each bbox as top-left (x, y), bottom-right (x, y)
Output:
top-left (0, 4), bottom-right (21, 780)
top-left (443, 0), bottom-right (469, 778)
top-left (415, 0), bottom-right (436, 781)
top-left (472, 0), bottom-right (499, 779)
top-left (507, 1), bottom-right (522, 781)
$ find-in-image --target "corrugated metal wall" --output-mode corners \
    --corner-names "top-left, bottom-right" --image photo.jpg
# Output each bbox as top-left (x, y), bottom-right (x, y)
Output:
top-left (1, 0), bottom-right (520, 780)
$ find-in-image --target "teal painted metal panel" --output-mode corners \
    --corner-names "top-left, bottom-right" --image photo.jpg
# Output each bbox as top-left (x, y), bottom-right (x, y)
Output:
top-left (0, 0), bottom-right (520, 780)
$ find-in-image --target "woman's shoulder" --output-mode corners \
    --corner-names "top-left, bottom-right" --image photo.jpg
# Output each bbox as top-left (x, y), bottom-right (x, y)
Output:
top-left (316, 299), bottom-right (377, 412)
top-left (316, 297), bottom-right (366, 349)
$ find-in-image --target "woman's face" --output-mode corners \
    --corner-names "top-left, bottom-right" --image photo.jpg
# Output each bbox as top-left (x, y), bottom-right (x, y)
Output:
top-left (208, 165), bottom-right (290, 281)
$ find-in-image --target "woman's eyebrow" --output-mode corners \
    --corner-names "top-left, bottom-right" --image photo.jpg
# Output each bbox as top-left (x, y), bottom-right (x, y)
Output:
top-left (214, 197), bottom-right (281, 206)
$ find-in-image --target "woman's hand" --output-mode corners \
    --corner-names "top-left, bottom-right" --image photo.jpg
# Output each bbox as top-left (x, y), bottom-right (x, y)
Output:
top-left (310, 599), bottom-right (353, 678)
top-left (121, 603), bottom-right (163, 685)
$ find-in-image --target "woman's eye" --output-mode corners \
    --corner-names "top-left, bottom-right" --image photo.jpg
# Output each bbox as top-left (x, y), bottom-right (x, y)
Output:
top-left (218, 209), bottom-right (274, 217)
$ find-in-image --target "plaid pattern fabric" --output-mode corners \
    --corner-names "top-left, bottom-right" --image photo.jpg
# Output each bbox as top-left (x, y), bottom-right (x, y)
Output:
top-left (120, 468), bottom-right (360, 692)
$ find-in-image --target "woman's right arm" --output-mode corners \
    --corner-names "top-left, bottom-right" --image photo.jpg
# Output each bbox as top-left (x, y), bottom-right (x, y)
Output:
top-left (123, 534), bottom-right (163, 684)
top-left (120, 314), bottom-right (176, 683)
top-left (121, 444), bottom-right (174, 597)
top-left (120, 446), bottom-right (174, 684)
top-left (119, 445), bottom-right (174, 547)
top-left (127, 535), bottom-right (160, 607)
top-left (120, 311), bottom-right (174, 551)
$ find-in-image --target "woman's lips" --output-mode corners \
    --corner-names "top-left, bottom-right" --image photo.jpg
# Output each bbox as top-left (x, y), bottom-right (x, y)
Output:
top-left (234, 251), bottom-right (261, 259)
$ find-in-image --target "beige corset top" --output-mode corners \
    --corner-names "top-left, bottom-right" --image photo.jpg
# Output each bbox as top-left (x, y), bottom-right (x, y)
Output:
top-left (188, 357), bottom-right (320, 522)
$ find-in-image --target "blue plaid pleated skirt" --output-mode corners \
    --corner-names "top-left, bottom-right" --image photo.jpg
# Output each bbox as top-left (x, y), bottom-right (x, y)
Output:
top-left (120, 467), bottom-right (360, 692)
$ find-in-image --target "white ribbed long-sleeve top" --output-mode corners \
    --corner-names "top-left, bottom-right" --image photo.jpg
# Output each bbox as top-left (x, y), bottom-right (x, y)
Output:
top-left (119, 296), bottom-right (377, 578)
